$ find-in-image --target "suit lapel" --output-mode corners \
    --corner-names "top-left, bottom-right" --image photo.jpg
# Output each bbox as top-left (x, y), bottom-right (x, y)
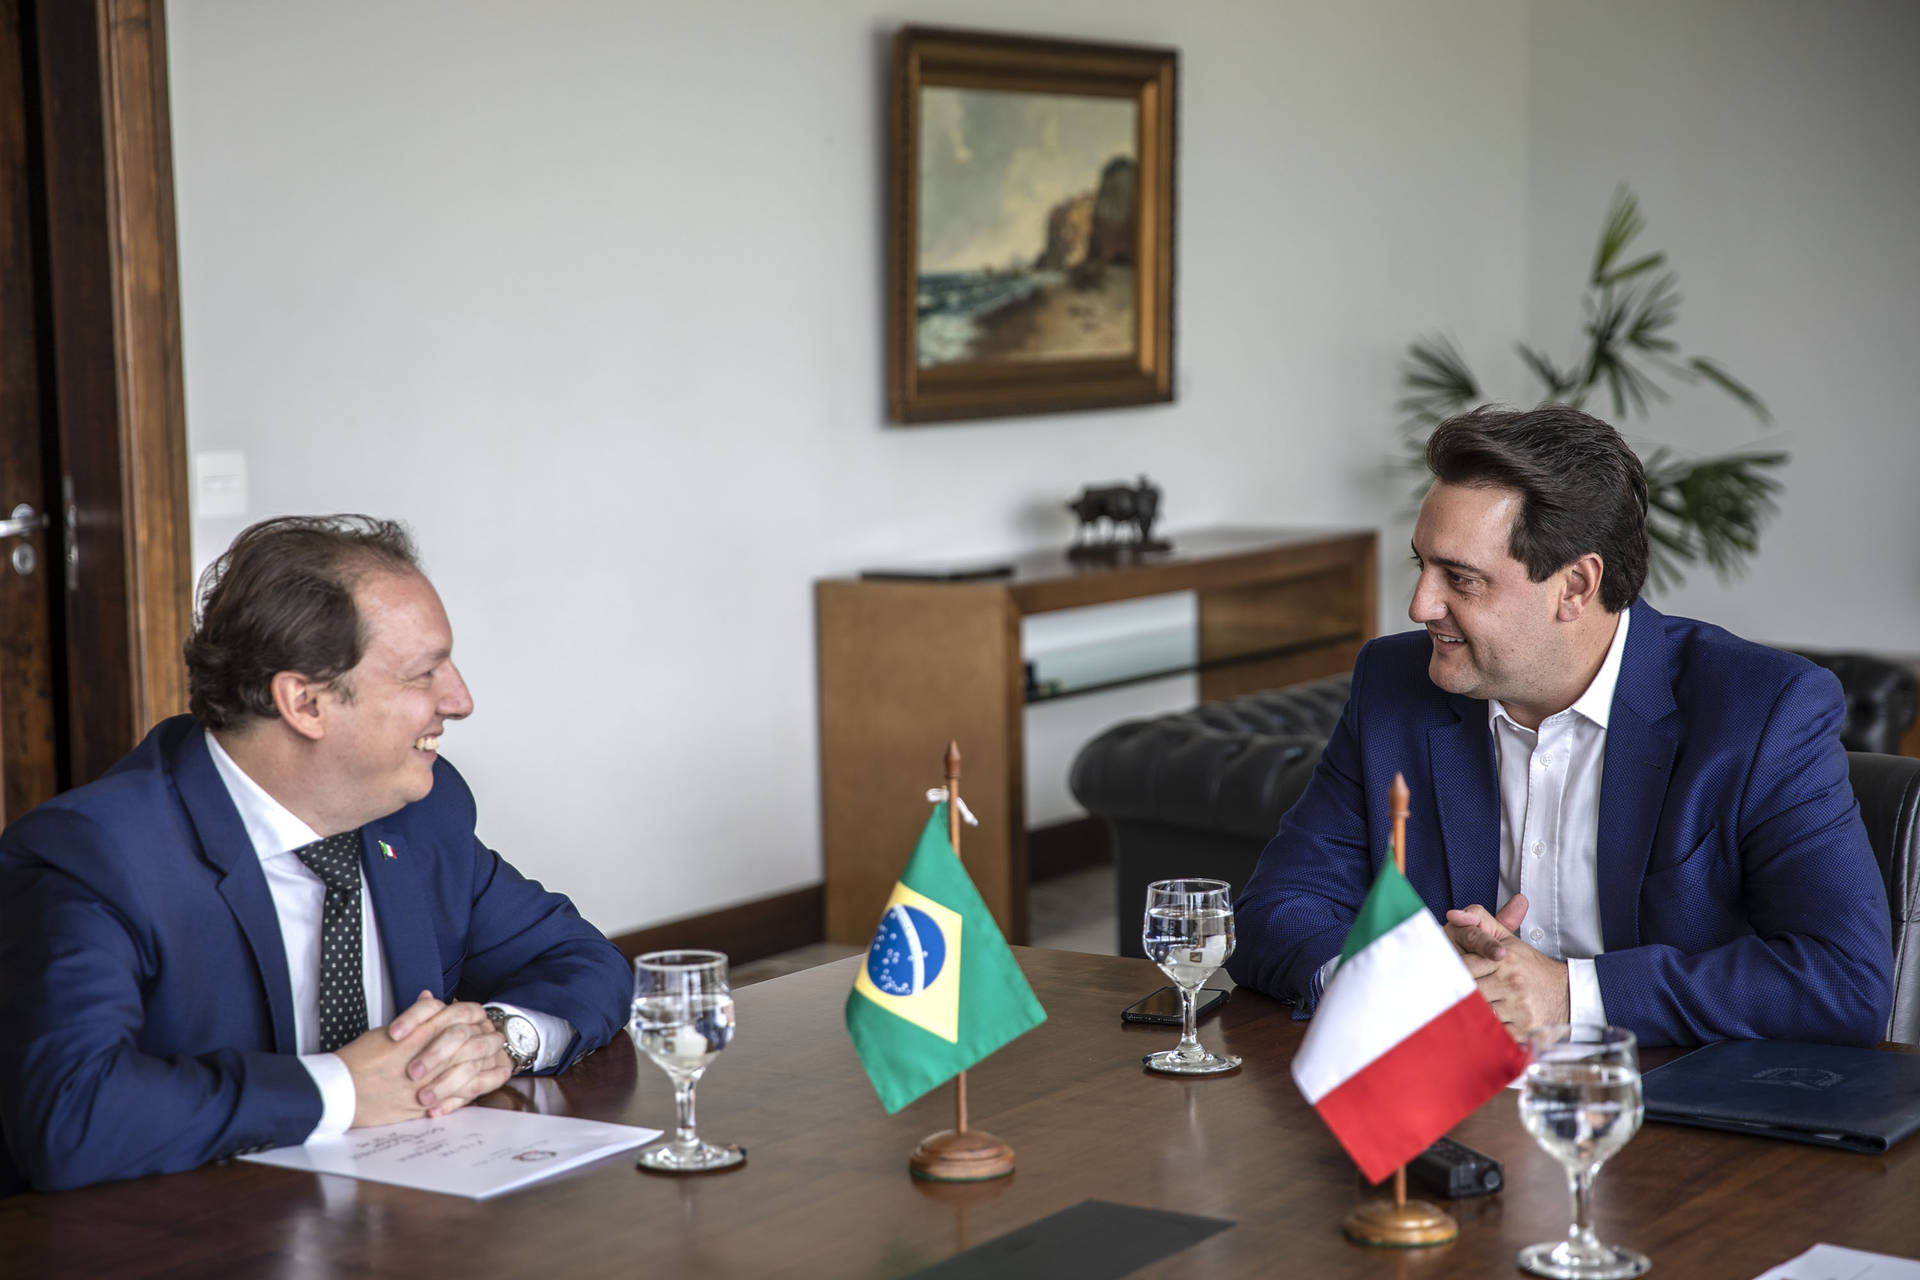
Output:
top-left (1429, 694), bottom-right (1500, 912)
top-left (171, 728), bottom-right (299, 1054)
top-left (360, 827), bottom-right (442, 1008)
top-left (1596, 601), bottom-right (1680, 952)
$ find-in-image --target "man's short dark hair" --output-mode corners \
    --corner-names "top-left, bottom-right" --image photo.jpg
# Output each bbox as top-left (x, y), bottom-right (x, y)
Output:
top-left (1426, 405), bottom-right (1649, 612)
top-left (185, 515), bottom-right (421, 729)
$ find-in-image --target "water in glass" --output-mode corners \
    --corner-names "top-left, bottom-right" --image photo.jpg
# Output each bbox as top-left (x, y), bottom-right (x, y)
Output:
top-left (1139, 879), bottom-right (1241, 1076)
top-left (1516, 1024), bottom-right (1649, 1279)
top-left (1519, 1060), bottom-right (1640, 1171)
top-left (631, 949), bottom-right (746, 1173)
top-left (633, 991), bottom-right (736, 1077)
top-left (1144, 905), bottom-right (1233, 988)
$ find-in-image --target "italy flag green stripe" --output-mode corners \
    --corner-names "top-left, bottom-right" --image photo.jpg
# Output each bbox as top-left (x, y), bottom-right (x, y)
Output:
top-left (1337, 849), bottom-right (1428, 964)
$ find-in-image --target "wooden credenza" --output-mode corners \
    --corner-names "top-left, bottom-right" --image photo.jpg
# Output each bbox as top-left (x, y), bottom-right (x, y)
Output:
top-left (816, 526), bottom-right (1377, 945)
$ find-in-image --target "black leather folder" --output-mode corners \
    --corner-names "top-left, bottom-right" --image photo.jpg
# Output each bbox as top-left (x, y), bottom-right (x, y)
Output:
top-left (1641, 1039), bottom-right (1920, 1153)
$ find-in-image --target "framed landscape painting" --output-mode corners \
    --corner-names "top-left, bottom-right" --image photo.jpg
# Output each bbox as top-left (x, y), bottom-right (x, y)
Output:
top-left (887, 27), bottom-right (1178, 424)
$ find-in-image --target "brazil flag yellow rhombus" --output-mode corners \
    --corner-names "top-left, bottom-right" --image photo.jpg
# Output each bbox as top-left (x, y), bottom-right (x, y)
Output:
top-left (844, 803), bottom-right (1047, 1113)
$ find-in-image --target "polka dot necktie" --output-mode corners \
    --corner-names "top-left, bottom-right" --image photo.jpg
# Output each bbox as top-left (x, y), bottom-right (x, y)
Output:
top-left (292, 829), bottom-right (369, 1053)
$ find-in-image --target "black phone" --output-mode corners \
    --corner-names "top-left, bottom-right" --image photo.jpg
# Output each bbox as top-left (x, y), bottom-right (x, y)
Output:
top-left (1121, 985), bottom-right (1230, 1025)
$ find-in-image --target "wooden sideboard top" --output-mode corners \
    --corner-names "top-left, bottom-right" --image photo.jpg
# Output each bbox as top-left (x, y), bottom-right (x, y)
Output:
top-left (831, 525), bottom-right (1378, 616)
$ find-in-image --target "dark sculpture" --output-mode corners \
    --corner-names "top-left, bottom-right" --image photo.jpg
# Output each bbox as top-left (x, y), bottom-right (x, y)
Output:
top-left (1066, 475), bottom-right (1170, 559)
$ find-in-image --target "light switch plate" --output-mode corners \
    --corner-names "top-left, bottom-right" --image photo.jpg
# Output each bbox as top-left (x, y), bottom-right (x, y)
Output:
top-left (194, 450), bottom-right (248, 518)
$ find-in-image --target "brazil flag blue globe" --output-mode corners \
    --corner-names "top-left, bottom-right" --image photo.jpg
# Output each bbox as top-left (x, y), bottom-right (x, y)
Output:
top-left (845, 802), bottom-right (1047, 1114)
top-left (868, 904), bottom-right (948, 996)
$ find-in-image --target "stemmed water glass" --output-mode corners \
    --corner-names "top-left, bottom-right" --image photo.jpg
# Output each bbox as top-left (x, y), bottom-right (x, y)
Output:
top-left (1140, 878), bottom-right (1241, 1075)
top-left (1517, 1024), bottom-right (1650, 1279)
top-left (630, 950), bottom-right (745, 1173)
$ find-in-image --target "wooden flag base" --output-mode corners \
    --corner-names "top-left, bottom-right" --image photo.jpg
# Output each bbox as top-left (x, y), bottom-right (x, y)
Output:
top-left (1341, 1198), bottom-right (1458, 1247)
top-left (910, 1164), bottom-right (1014, 1204)
top-left (908, 1129), bottom-right (1015, 1182)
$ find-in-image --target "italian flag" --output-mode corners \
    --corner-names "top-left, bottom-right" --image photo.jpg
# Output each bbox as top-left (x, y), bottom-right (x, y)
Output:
top-left (1291, 856), bottom-right (1530, 1184)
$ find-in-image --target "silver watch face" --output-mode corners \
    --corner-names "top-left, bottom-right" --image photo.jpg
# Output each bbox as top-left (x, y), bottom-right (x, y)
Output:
top-left (504, 1017), bottom-right (538, 1058)
top-left (489, 1009), bottom-right (538, 1062)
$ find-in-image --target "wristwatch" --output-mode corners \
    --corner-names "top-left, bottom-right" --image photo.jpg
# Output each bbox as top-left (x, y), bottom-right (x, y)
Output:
top-left (485, 1006), bottom-right (540, 1074)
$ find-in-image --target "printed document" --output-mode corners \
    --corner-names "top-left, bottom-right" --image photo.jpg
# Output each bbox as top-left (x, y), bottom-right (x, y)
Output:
top-left (1752, 1243), bottom-right (1920, 1280)
top-left (240, 1107), bottom-right (659, 1199)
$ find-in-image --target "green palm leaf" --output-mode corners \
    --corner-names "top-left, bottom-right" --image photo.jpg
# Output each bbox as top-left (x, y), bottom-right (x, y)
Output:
top-left (1396, 334), bottom-right (1480, 433)
top-left (1687, 357), bottom-right (1773, 425)
top-left (1397, 184), bottom-right (1784, 587)
top-left (1515, 343), bottom-right (1574, 399)
top-left (1590, 185), bottom-right (1645, 285)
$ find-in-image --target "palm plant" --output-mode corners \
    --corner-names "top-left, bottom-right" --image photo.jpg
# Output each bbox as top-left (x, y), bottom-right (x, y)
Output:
top-left (1397, 186), bottom-right (1786, 589)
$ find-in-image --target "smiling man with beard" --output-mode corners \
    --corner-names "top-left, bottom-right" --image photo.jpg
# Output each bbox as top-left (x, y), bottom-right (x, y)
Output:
top-left (1227, 406), bottom-right (1893, 1049)
top-left (0, 516), bottom-right (631, 1192)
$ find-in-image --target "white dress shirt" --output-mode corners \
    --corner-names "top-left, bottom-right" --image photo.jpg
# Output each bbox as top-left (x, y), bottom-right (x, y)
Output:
top-left (1486, 606), bottom-right (1630, 1028)
top-left (204, 732), bottom-right (572, 1141)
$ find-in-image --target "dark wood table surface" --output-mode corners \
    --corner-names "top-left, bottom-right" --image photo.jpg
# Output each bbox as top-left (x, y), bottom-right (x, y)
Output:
top-left (5, 948), bottom-right (1919, 1277)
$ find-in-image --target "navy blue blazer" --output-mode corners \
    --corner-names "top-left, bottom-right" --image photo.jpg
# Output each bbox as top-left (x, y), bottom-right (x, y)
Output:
top-left (0, 717), bottom-right (632, 1192)
top-left (1227, 601), bottom-right (1894, 1048)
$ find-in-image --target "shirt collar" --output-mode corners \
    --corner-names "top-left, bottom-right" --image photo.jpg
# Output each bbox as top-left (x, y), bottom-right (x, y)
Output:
top-left (203, 728), bottom-right (324, 859)
top-left (1487, 606), bottom-right (1632, 733)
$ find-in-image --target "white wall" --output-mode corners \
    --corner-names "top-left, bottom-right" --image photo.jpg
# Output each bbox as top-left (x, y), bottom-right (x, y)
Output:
top-left (167, 1), bottom-right (1531, 934)
top-left (1525, 0), bottom-right (1920, 649)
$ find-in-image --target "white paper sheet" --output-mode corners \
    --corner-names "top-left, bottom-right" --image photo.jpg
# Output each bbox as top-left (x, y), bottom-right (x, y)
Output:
top-left (1752, 1243), bottom-right (1920, 1280)
top-left (240, 1107), bottom-right (660, 1199)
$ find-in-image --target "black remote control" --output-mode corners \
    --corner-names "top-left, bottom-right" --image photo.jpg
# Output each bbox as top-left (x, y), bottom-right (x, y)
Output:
top-left (1406, 1136), bottom-right (1503, 1199)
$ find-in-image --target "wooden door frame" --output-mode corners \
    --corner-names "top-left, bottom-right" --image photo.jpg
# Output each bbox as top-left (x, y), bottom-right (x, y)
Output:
top-left (31, 0), bottom-right (190, 785)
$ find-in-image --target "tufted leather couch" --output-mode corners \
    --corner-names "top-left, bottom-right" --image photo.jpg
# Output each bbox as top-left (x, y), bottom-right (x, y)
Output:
top-left (1071, 648), bottom-right (1918, 974)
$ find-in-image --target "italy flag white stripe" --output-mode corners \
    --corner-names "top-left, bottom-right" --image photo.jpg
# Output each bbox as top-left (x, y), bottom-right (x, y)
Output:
top-left (1291, 907), bottom-right (1475, 1104)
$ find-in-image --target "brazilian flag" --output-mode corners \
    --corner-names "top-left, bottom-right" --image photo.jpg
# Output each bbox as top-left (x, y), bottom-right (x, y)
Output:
top-left (845, 804), bottom-right (1047, 1113)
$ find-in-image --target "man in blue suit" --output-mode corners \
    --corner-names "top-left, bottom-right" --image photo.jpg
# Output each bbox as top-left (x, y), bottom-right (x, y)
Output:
top-left (1228, 407), bottom-right (1893, 1047)
top-left (0, 516), bottom-right (633, 1191)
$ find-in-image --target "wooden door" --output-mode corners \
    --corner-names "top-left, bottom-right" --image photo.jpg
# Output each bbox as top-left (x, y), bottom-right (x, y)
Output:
top-left (1, 0), bottom-right (192, 821)
top-left (0, 0), bottom-right (61, 822)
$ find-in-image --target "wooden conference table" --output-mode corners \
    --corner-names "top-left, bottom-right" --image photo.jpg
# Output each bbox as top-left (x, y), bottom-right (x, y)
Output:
top-left (3, 949), bottom-right (1918, 1277)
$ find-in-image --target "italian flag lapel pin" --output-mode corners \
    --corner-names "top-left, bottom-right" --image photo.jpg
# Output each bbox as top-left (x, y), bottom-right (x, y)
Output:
top-left (378, 840), bottom-right (397, 860)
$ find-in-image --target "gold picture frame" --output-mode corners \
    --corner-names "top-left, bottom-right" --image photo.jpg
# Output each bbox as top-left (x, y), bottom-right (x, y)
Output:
top-left (888, 26), bottom-right (1177, 424)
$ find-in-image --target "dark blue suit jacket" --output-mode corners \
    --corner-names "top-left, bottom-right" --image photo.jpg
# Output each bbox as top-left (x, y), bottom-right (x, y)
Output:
top-left (0, 717), bottom-right (632, 1192)
top-left (1227, 601), bottom-right (1894, 1048)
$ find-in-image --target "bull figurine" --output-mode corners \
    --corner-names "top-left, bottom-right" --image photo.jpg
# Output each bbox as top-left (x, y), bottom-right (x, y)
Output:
top-left (1066, 475), bottom-right (1169, 558)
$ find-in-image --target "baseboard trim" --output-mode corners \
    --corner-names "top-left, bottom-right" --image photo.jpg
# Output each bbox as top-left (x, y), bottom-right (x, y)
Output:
top-left (611, 884), bottom-right (823, 968)
top-left (1030, 815), bottom-right (1113, 882)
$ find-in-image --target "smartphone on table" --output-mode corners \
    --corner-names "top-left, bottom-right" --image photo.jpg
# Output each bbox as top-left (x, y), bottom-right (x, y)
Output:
top-left (1121, 985), bottom-right (1230, 1025)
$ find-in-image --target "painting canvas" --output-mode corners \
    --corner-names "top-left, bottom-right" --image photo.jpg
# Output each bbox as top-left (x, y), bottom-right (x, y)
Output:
top-left (888, 28), bottom-right (1177, 424)
top-left (917, 88), bottom-right (1139, 368)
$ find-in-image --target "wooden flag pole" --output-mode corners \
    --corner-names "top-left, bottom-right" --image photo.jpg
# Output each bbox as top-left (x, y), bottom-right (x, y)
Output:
top-left (1391, 774), bottom-right (1409, 1214)
top-left (908, 742), bottom-right (1017, 1183)
top-left (1341, 772), bottom-right (1459, 1248)
top-left (949, 743), bottom-right (967, 1138)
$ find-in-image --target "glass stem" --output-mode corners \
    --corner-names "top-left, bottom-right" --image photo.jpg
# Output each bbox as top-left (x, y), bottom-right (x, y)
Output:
top-left (1176, 985), bottom-right (1201, 1058)
top-left (1566, 1166), bottom-right (1602, 1253)
top-left (673, 1077), bottom-right (700, 1152)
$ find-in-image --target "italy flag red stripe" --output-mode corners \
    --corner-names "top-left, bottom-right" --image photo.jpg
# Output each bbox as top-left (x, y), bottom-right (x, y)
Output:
top-left (1311, 990), bottom-right (1523, 1183)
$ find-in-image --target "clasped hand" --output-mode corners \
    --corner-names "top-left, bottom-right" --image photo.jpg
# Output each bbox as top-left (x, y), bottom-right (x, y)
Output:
top-left (335, 991), bottom-right (511, 1127)
top-left (1444, 892), bottom-right (1569, 1038)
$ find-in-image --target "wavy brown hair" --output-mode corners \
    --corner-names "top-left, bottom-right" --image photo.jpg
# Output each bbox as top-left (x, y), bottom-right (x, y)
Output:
top-left (1426, 405), bottom-right (1649, 612)
top-left (185, 515), bottom-right (420, 729)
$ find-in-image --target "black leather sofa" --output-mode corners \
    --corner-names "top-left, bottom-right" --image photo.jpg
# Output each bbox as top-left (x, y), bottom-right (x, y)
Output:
top-left (1071, 647), bottom-right (1917, 965)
